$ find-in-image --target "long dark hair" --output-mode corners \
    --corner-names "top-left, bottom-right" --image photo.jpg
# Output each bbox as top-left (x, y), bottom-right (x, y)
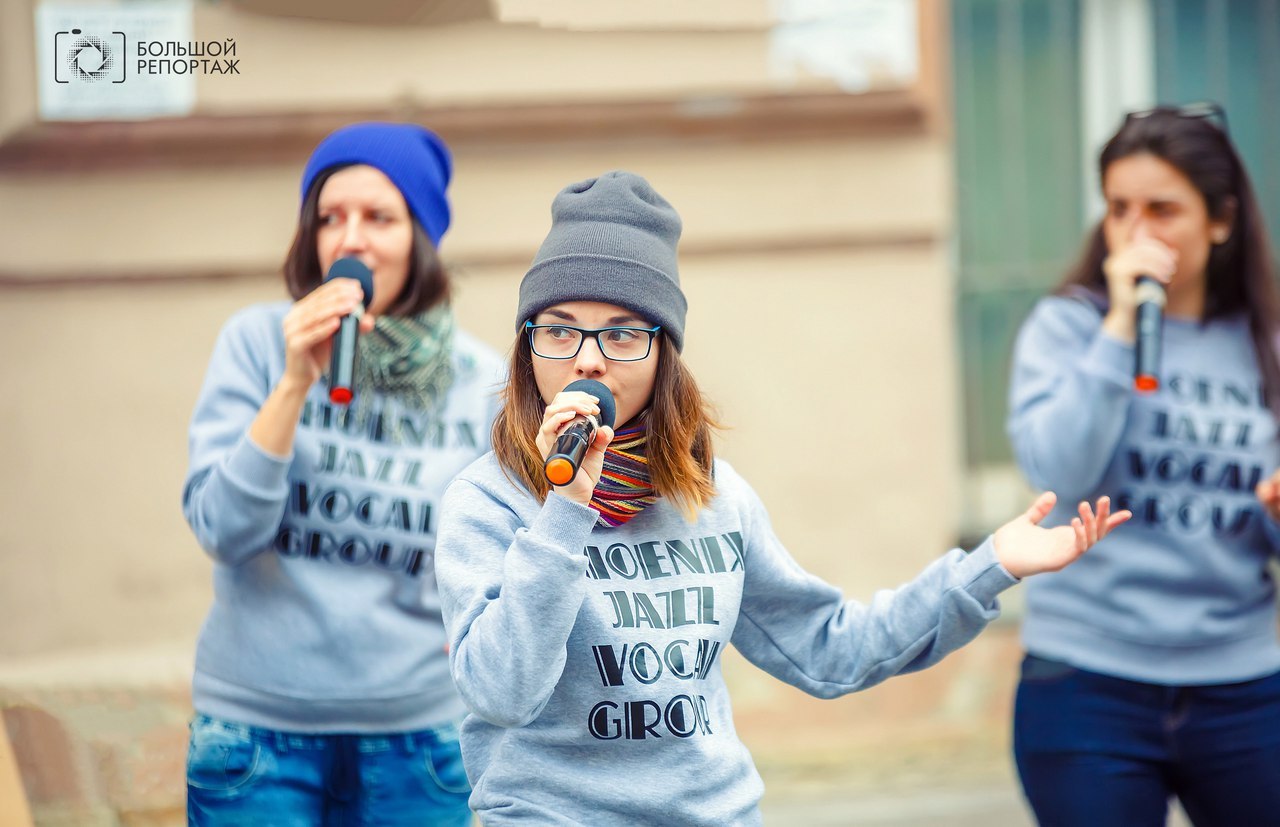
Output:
top-left (282, 165), bottom-right (450, 316)
top-left (1056, 106), bottom-right (1280, 418)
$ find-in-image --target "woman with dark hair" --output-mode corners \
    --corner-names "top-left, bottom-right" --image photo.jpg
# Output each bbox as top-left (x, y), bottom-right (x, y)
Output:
top-left (182, 123), bottom-right (502, 824)
top-left (434, 170), bottom-right (1127, 825)
top-left (1008, 104), bottom-right (1280, 825)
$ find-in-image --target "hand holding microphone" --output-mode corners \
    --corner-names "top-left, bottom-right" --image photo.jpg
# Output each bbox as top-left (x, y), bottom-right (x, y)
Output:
top-left (1100, 230), bottom-right (1175, 392)
top-left (279, 258), bottom-right (374, 393)
top-left (323, 258), bottom-right (375, 405)
top-left (259, 259), bottom-right (374, 456)
top-left (538, 379), bottom-right (617, 500)
top-left (1133, 275), bottom-right (1166, 392)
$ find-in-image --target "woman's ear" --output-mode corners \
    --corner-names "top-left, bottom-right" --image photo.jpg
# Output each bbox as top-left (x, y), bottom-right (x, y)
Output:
top-left (1210, 195), bottom-right (1237, 245)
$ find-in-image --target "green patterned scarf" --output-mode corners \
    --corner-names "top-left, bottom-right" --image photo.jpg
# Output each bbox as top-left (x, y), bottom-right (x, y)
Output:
top-left (352, 303), bottom-right (455, 414)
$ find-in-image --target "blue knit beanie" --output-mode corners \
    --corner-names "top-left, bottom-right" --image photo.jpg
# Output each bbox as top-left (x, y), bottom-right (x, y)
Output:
top-left (516, 170), bottom-right (687, 351)
top-left (300, 122), bottom-right (453, 246)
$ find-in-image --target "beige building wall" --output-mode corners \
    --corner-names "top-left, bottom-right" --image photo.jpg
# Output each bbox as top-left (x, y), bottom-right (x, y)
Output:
top-left (1, 2), bottom-right (1022, 823)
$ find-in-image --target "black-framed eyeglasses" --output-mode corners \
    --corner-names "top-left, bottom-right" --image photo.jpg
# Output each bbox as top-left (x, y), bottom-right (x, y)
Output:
top-left (1125, 101), bottom-right (1229, 135)
top-left (524, 322), bottom-right (661, 362)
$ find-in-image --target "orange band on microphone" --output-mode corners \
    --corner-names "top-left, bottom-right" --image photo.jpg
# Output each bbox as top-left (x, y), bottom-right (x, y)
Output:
top-left (1134, 375), bottom-right (1159, 393)
top-left (545, 458), bottom-right (575, 486)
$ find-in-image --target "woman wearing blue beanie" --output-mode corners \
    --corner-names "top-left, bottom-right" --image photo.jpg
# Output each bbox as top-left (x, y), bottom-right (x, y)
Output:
top-left (433, 170), bottom-right (1130, 824)
top-left (182, 122), bottom-right (503, 825)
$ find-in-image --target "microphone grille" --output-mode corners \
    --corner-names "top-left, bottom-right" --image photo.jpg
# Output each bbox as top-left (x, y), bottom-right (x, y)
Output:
top-left (1135, 276), bottom-right (1167, 307)
top-left (563, 379), bottom-right (617, 429)
top-left (324, 257), bottom-right (375, 308)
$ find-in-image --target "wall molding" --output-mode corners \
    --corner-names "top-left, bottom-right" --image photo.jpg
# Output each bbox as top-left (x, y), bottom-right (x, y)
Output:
top-left (0, 228), bottom-right (938, 288)
top-left (0, 89), bottom-right (928, 174)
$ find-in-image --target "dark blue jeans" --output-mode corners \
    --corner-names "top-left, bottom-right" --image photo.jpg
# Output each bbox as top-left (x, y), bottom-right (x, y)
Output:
top-left (1014, 654), bottom-right (1280, 827)
top-left (186, 714), bottom-right (472, 827)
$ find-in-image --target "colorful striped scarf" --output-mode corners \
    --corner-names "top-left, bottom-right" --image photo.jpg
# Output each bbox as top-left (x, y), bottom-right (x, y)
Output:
top-left (589, 422), bottom-right (658, 528)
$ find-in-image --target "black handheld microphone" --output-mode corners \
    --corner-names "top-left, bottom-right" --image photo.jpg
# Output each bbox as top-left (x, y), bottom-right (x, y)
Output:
top-left (1134, 275), bottom-right (1165, 394)
top-left (543, 379), bottom-right (617, 487)
top-left (324, 257), bottom-right (375, 406)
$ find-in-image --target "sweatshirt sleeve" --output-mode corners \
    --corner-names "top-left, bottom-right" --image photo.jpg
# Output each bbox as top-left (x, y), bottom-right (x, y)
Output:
top-left (436, 479), bottom-right (599, 728)
top-left (1261, 512), bottom-right (1280, 558)
top-left (181, 309), bottom-right (292, 566)
top-left (1264, 334), bottom-right (1280, 559)
top-left (730, 479), bottom-right (1019, 698)
top-left (1007, 296), bottom-right (1136, 501)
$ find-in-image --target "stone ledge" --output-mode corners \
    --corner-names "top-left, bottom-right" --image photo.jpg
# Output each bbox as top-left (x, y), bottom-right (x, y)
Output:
top-left (1, 645), bottom-right (193, 827)
top-left (1, 629), bottom-right (1025, 825)
top-left (0, 646), bottom-right (193, 691)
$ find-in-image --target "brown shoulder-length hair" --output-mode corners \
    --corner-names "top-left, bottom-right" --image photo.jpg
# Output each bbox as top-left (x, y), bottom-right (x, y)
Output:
top-left (1056, 106), bottom-right (1280, 418)
top-left (282, 164), bottom-right (450, 315)
top-left (492, 331), bottom-right (721, 521)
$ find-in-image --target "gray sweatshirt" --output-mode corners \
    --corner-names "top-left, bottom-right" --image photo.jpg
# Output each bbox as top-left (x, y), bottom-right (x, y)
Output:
top-left (436, 454), bottom-right (1019, 825)
top-left (183, 302), bottom-right (503, 732)
top-left (1009, 295), bottom-right (1280, 684)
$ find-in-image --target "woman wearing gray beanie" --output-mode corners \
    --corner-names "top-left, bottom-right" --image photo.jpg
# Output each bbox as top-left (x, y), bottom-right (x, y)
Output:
top-left (182, 123), bottom-right (503, 825)
top-left (434, 170), bottom-right (1130, 825)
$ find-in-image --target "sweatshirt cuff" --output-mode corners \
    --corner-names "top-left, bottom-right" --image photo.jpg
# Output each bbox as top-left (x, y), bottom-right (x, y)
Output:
top-left (1080, 330), bottom-right (1135, 388)
top-left (525, 492), bottom-right (600, 561)
top-left (224, 433), bottom-right (292, 499)
top-left (961, 537), bottom-right (1020, 603)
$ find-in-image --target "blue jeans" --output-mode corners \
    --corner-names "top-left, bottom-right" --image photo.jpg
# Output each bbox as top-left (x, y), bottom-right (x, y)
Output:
top-left (1014, 654), bottom-right (1280, 827)
top-left (186, 714), bottom-right (472, 827)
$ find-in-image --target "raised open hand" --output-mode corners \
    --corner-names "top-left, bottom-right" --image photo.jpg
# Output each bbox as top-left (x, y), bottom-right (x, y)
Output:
top-left (994, 493), bottom-right (1132, 579)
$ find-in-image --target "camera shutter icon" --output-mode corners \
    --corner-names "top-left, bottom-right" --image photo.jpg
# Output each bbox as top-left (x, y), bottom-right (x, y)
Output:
top-left (55, 29), bottom-right (127, 84)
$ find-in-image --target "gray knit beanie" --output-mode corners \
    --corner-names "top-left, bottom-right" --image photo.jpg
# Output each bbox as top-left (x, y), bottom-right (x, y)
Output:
top-left (516, 170), bottom-right (687, 351)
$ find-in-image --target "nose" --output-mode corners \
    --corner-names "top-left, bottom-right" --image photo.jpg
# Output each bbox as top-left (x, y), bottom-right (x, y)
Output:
top-left (1130, 217), bottom-right (1154, 243)
top-left (339, 216), bottom-right (369, 253)
top-left (573, 334), bottom-right (608, 378)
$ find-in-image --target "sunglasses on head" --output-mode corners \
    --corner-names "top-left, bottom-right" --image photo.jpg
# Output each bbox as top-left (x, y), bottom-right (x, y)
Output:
top-left (1124, 101), bottom-right (1229, 135)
